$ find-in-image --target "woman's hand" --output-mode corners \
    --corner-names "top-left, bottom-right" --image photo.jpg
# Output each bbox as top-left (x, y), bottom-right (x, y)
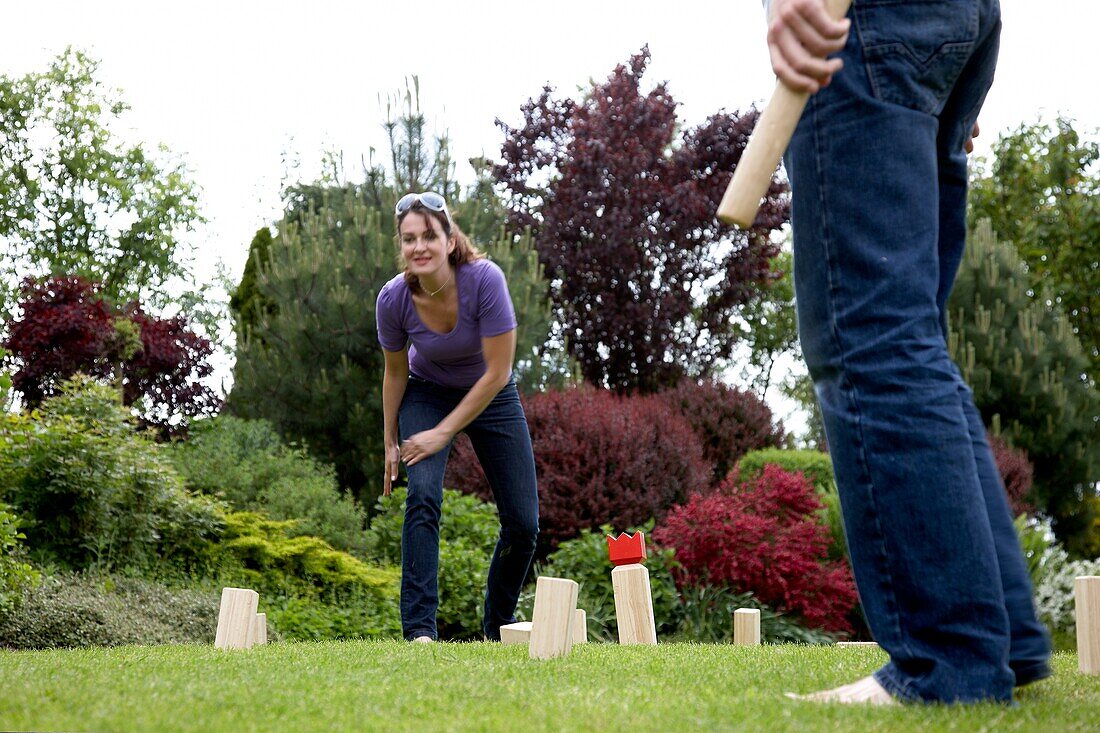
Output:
top-left (401, 428), bottom-right (452, 468)
top-left (383, 441), bottom-right (401, 497)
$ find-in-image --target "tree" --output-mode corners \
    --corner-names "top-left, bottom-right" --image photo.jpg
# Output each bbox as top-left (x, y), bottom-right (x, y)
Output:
top-left (229, 190), bottom-right (392, 504)
top-left (738, 249), bottom-right (800, 399)
top-left (381, 78), bottom-right (461, 203)
top-left (781, 371), bottom-right (827, 451)
top-left (0, 48), bottom-right (203, 309)
top-left (228, 227), bottom-right (276, 341)
top-left (948, 220), bottom-right (1099, 556)
top-left (3, 276), bottom-right (220, 435)
top-left (494, 47), bottom-right (787, 393)
top-left (969, 117), bottom-right (1100, 380)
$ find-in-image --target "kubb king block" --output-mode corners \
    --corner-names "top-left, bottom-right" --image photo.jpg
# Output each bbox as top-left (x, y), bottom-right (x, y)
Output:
top-left (215, 587), bottom-right (259, 650)
top-left (607, 532), bottom-right (657, 645)
top-left (529, 576), bottom-right (579, 660)
top-left (733, 608), bottom-right (761, 646)
top-left (1077, 575), bottom-right (1100, 674)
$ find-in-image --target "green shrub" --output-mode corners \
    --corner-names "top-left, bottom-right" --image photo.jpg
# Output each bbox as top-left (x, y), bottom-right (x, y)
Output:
top-left (816, 490), bottom-right (848, 563)
top-left (262, 590), bottom-right (402, 641)
top-left (737, 448), bottom-right (835, 489)
top-left (0, 564), bottom-right (402, 648)
top-left (215, 512), bottom-right (398, 600)
top-left (364, 488), bottom-right (500, 639)
top-left (169, 416), bottom-right (368, 556)
top-left (0, 377), bottom-right (224, 571)
top-left (0, 573), bottom-right (218, 649)
top-left (0, 503), bottom-right (40, 614)
top-left (532, 522), bottom-right (683, 643)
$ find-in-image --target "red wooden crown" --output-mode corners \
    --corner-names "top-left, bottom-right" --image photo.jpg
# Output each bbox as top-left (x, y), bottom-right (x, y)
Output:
top-left (606, 531), bottom-right (647, 566)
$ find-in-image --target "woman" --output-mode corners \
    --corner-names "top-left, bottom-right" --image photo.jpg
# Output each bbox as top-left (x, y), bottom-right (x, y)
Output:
top-left (375, 191), bottom-right (539, 643)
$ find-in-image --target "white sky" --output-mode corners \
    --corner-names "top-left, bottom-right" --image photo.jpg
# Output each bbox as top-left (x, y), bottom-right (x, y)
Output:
top-left (4, 0), bottom-right (1098, 428)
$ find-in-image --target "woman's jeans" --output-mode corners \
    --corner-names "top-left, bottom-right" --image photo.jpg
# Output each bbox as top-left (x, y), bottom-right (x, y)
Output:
top-left (398, 376), bottom-right (539, 641)
top-left (786, 0), bottom-right (1049, 703)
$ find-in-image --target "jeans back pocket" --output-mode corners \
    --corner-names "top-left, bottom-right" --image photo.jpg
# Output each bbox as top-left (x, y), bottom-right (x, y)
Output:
top-left (856, 0), bottom-right (980, 115)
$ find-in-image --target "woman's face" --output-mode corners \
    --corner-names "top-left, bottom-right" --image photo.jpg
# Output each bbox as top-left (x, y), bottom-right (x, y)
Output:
top-left (399, 211), bottom-right (454, 279)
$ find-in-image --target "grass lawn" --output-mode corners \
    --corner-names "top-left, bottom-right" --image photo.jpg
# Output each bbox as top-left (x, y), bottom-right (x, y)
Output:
top-left (1, 642), bottom-right (1095, 732)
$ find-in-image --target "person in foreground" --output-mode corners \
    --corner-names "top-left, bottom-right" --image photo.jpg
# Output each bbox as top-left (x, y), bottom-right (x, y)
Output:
top-left (376, 191), bottom-right (539, 643)
top-left (765, 0), bottom-right (1051, 704)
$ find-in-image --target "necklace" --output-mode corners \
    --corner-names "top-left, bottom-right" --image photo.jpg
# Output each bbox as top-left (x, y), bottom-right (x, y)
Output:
top-left (426, 271), bottom-right (452, 297)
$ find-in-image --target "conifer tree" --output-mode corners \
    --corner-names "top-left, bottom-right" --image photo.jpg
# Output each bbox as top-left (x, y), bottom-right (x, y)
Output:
top-left (228, 227), bottom-right (275, 340)
top-left (949, 220), bottom-right (1099, 555)
top-left (228, 190), bottom-right (394, 503)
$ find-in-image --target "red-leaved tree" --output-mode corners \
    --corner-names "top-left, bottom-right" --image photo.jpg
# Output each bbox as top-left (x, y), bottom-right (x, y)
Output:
top-left (445, 386), bottom-right (708, 553)
top-left (653, 464), bottom-right (858, 633)
top-left (494, 47), bottom-right (788, 393)
top-left (3, 276), bottom-right (220, 434)
top-left (3, 276), bottom-right (116, 405)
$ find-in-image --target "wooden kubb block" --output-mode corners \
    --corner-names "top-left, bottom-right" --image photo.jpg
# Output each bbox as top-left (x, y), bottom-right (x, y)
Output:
top-left (215, 587), bottom-right (259, 650)
top-left (1077, 576), bottom-right (1100, 674)
top-left (500, 621), bottom-right (533, 645)
top-left (733, 608), bottom-right (760, 646)
top-left (249, 612), bottom-right (267, 646)
top-left (529, 576), bottom-right (579, 660)
top-left (502, 611), bottom-right (585, 646)
top-left (612, 564), bottom-right (657, 645)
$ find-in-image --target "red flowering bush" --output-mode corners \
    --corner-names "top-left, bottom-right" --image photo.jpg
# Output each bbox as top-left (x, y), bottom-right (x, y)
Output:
top-left (661, 379), bottom-right (785, 488)
top-left (3, 276), bottom-right (220, 434)
top-left (446, 387), bottom-right (708, 553)
top-left (989, 435), bottom-right (1035, 517)
top-left (653, 464), bottom-right (858, 633)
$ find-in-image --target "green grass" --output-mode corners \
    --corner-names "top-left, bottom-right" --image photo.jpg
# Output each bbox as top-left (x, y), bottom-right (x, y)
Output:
top-left (0, 643), bottom-right (1095, 732)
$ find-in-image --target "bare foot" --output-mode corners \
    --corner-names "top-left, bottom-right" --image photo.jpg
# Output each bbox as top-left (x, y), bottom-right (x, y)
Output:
top-left (786, 675), bottom-right (897, 705)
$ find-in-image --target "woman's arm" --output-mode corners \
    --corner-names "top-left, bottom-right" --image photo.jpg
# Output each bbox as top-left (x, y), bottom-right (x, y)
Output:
top-left (400, 329), bottom-right (516, 468)
top-left (382, 346), bottom-right (410, 496)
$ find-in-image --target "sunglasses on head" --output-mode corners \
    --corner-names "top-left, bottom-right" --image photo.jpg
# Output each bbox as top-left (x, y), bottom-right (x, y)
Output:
top-left (395, 191), bottom-right (449, 217)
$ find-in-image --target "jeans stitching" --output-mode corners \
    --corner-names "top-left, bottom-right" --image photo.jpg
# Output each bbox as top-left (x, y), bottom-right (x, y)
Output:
top-left (852, 4), bottom-right (883, 102)
top-left (854, 0), bottom-right (980, 115)
top-left (808, 89), bottom-right (913, 664)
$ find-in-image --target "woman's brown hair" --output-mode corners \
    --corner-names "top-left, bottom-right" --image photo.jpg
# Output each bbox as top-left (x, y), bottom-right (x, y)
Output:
top-left (396, 202), bottom-right (484, 294)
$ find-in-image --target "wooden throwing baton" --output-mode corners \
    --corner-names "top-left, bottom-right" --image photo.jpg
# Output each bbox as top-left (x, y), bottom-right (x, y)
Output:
top-left (716, 0), bottom-right (853, 228)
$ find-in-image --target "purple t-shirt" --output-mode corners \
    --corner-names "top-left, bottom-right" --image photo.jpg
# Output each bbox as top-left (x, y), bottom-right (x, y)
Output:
top-left (376, 259), bottom-right (517, 389)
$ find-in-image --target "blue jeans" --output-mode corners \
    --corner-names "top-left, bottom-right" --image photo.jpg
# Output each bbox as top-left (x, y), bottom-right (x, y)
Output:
top-left (786, 0), bottom-right (1050, 703)
top-left (398, 376), bottom-right (539, 641)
